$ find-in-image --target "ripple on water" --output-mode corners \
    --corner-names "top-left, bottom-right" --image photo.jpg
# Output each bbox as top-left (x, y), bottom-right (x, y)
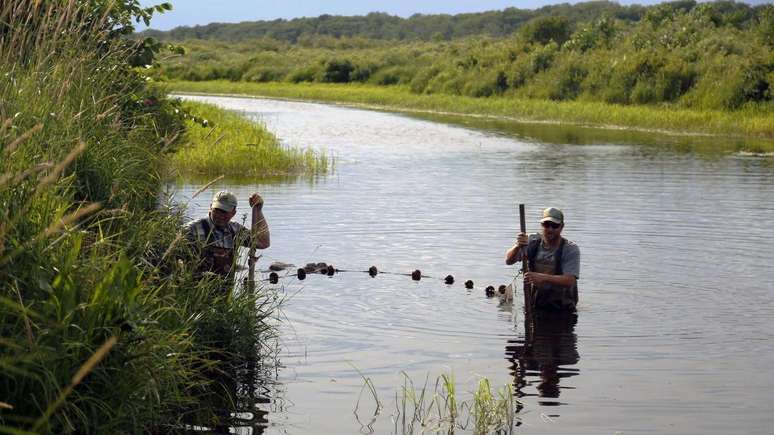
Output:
top-left (175, 94), bottom-right (774, 435)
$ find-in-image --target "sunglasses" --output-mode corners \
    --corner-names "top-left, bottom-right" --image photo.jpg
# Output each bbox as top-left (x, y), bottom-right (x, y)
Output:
top-left (541, 221), bottom-right (562, 229)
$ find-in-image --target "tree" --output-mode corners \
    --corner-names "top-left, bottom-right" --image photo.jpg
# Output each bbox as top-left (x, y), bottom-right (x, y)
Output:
top-left (520, 16), bottom-right (572, 45)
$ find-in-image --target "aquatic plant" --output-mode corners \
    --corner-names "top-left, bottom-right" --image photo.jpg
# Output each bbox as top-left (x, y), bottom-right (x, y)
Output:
top-left (354, 371), bottom-right (518, 434)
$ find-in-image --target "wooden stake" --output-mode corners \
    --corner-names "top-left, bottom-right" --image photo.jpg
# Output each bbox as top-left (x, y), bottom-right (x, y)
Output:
top-left (519, 204), bottom-right (533, 316)
top-left (248, 204), bottom-right (258, 291)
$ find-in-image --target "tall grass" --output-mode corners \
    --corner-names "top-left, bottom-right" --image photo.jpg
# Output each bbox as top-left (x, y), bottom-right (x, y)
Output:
top-left (1, 1), bottom-right (279, 433)
top-left (172, 100), bottom-right (328, 177)
top-left (169, 80), bottom-right (774, 143)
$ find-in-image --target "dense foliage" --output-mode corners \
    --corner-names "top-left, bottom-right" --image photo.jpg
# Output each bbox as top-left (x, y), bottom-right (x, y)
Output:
top-left (155, 1), bottom-right (773, 111)
top-left (1, 1), bottom-right (277, 432)
top-left (140, 1), bottom-right (647, 42)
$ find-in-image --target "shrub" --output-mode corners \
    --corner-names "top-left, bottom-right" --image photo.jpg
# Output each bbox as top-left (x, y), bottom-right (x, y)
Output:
top-left (409, 66), bottom-right (441, 94)
top-left (368, 65), bottom-right (404, 85)
top-left (320, 58), bottom-right (355, 83)
top-left (287, 65), bottom-right (319, 82)
top-left (520, 16), bottom-right (572, 45)
top-left (244, 65), bottom-right (287, 82)
top-left (683, 58), bottom-right (771, 109)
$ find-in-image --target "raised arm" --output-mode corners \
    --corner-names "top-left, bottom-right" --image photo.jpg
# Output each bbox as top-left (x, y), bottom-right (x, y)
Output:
top-left (505, 232), bottom-right (529, 265)
top-left (249, 193), bottom-right (270, 249)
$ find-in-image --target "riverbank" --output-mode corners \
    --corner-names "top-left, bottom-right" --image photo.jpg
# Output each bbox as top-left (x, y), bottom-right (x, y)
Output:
top-left (0, 4), bottom-right (282, 433)
top-left (175, 100), bottom-right (328, 177)
top-left (168, 81), bottom-right (774, 145)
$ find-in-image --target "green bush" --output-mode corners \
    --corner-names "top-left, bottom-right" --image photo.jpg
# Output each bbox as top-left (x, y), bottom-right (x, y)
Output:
top-left (409, 66), bottom-right (441, 94)
top-left (683, 58), bottom-right (771, 109)
top-left (244, 65), bottom-right (288, 82)
top-left (520, 16), bottom-right (572, 45)
top-left (320, 58), bottom-right (355, 83)
top-left (368, 65), bottom-right (405, 85)
top-left (155, 1), bottom-right (773, 111)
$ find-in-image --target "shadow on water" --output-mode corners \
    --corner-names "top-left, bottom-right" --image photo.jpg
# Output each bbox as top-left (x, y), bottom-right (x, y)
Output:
top-left (505, 309), bottom-right (580, 410)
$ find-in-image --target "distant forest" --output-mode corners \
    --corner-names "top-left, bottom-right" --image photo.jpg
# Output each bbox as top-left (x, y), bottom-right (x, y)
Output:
top-left (139, 1), bottom-right (653, 42)
top-left (147, 1), bottom-right (774, 111)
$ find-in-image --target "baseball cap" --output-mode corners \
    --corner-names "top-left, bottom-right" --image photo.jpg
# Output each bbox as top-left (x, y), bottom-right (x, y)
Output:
top-left (540, 207), bottom-right (564, 225)
top-left (211, 191), bottom-right (238, 212)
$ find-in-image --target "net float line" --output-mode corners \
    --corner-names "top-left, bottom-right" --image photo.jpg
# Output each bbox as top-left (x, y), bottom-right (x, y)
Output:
top-left (254, 260), bottom-right (515, 299)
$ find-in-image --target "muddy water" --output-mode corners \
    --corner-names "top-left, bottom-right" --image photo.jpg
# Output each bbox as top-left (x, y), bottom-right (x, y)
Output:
top-left (175, 95), bottom-right (774, 434)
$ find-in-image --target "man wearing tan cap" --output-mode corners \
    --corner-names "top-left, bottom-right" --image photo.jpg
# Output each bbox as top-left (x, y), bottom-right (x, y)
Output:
top-left (505, 207), bottom-right (580, 310)
top-left (186, 190), bottom-right (270, 280)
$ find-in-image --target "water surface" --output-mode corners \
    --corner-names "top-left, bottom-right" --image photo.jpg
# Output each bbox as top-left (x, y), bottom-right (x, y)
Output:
top-left (176, 95), bottom-right (774, 434)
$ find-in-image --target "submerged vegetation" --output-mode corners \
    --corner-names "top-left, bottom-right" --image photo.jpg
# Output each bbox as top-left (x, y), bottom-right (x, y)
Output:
top-left (151, 1), bottom-right (773, 138)
top-left (173, 101), bottom-right (328, 177)
top-left (0, 1), bottom-right (284, 433)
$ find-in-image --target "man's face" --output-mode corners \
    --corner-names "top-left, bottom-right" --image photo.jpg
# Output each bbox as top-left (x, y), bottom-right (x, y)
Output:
top-left (210, 207), bottom-right (236, 228)
top-left (541, 221), bottom-right (563, 243)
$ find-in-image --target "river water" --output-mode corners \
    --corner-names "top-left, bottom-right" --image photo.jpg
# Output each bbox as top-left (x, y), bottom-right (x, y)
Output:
top-left (175, 95), bottom-right (774, 435)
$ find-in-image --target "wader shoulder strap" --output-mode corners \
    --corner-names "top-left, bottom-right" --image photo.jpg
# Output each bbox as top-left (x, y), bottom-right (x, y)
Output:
top-left (527, 238), bottom-right (540, 272)
top-left (527, 237), bottom-right (566, 274)
top-left (556, 237), bottom-right (566, 275)
top-left (200, 219), bottom-right (214, 246)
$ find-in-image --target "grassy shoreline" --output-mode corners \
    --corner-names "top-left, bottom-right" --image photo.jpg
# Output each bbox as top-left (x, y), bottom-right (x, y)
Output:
top-left (168, 80), bottom-right (774, 142)
top-left (174, 100), bottom-right (328, 177)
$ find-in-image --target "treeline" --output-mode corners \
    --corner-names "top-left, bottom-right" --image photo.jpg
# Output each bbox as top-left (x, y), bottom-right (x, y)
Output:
top-left (1, 1), bottom-right (274, 432)
top-left (157, 1), bottom-right (774, 111)
top-left (140, 1), bottom-right (647, 42)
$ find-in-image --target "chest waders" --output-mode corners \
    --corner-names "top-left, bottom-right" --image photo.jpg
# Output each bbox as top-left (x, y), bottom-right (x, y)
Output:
top-left (526, 237), bottom-right (576, 310)
top-left (198, 219), bottom-right (236, 279)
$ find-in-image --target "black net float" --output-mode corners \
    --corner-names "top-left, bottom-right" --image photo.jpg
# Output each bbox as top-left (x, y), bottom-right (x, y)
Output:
top-left (485, 286), bottom-right (495, 297)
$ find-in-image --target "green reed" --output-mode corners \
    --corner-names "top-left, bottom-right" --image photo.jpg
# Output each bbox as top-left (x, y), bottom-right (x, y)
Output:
top-left (171, 100), bottom-right (328, 177)
top-left (1, 2), bottom-right (280, 433)
top-left (169, 80), bottom-right (774, 146)
top-left (354, 371), bottom-right (518, 434)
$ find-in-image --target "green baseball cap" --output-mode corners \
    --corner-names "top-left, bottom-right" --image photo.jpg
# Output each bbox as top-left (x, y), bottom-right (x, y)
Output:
top-left (540, 207), bottom-right (564, 224)
top-left (211, 191), bottom-right (238, 212)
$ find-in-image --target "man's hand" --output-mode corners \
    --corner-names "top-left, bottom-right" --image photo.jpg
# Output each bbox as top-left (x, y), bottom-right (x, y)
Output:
top-left (524, 272), bottom-right (547, 286)
top-left (516, 232), bottom-right (528, 248)
top-left (505, 232), bottom-right (529, 265)
top-left (249, 193), bottom-right (264, 210)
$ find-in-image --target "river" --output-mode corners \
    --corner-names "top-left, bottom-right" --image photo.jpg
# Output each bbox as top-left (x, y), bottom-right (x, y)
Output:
top-left (175, 94), bottom-right (774, 435)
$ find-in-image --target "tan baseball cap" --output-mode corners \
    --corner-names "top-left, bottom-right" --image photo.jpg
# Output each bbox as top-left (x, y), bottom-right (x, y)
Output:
top-left (540, 207), bottom-right (564, 224)
top-left (211, 191), bottom-right (238, 212)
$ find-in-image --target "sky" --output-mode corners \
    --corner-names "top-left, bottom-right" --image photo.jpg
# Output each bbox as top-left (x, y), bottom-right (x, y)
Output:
top-left (137, 0), bottom-right (684, 31)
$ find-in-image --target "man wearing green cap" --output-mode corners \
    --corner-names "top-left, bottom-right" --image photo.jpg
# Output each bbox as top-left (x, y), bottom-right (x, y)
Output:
top-left (186, 190), bottom-right (270, 280)
top-left (505, 207), bottom-right (580, 310)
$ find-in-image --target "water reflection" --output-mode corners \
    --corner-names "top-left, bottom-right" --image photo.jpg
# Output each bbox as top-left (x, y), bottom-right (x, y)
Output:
top-left (409, 111), bottom-right (774, 155)
top-left (175, 95), bottom-right (774, 434)
top-left (185, 352), bottom-right (276, 434)
top-left (505, 309), bottom-right (580, 409)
